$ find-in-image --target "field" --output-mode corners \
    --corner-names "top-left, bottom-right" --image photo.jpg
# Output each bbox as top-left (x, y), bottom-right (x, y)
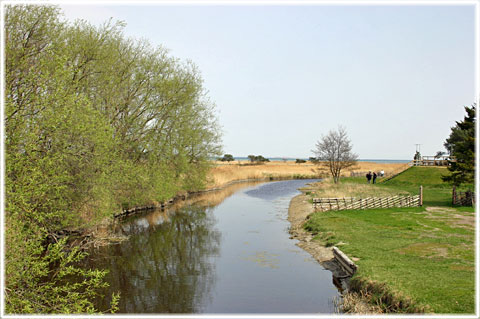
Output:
top-left (303, 167), bottom-right (475, 313)
top-left (207, 160), bottom-right (408, 188)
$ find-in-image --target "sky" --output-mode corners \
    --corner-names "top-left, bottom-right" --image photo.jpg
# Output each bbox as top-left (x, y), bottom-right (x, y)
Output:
top-left (58, 1), bottom-right (477, 160)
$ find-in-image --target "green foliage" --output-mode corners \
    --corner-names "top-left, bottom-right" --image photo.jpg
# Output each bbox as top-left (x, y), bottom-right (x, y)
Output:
top-left (308, 157), bottom-right (319, 163)
top-left (442, 104), bottom-right (476, 187)
top-left (295, 159), bottom-right (307, 163)
top-left (4, 4), bottom-right (221, 314)
top-left (247, 154), bottom-right (270, 163)
top-left (219, 154), bottom-right (235, 162)
top-left (5, 215), bottom-right (120, 314)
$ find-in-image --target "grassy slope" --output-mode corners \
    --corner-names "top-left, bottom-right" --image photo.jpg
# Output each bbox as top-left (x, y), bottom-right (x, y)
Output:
top-left (304, 167), bottom-right (475, 313)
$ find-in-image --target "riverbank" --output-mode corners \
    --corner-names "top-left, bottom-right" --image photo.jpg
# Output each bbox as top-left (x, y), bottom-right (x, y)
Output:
top-left (86, 179), bottom-right (341, 313)
top-left (289, 167), bottom-right (475, 314)
top-left (109, 161), bottom-right (406, 226)
top-left (287, 187), bottom-right (383, 314)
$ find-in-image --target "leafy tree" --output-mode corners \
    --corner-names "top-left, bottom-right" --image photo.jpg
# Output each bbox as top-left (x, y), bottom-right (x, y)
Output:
top-left (435, 151), bottom-right (446, 158)
top-left (313, 126), bottom-right (358, 183)
top-left (219, 154), bottom-right (234, 162)
top-left (442, 104), bottom-right (476, 186)
top-left (295, 159), bottom-right (306, 163)
top-left (5, 5), bottom-right (119, 313)
top-left (247, 155), bottom-right (269, 163)
top-left (4, 4), bottom-right (222, 314)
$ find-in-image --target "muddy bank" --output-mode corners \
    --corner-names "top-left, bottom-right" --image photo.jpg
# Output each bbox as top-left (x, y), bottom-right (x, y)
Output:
top-left (287, 191), bottom-right (348, 281)
top-left (288, 187), bottom-right (385, 314)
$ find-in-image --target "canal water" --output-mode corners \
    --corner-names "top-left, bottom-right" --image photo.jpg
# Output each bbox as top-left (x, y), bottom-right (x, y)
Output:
top-left (87, 179), bottom-right (340, 313)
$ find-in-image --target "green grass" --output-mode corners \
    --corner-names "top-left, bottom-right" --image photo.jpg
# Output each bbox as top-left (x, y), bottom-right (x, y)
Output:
top-left (305, 167), bottom-right (475, 313)
top-left (376, 166), bottom-right (472, 206)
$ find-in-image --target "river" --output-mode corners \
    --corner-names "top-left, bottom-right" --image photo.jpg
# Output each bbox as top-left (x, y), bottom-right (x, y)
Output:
top-left (86, 179), bottom-right (340, 313)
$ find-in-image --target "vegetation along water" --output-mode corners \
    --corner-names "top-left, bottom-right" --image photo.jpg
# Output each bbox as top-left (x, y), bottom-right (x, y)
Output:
top-left (5, 5), bottom-right (221, 313)
top-left (303, 167), bottom-right (475, 313)
top-left (3, 3), bottom-right (476, 316)
top-left (84, 180), bottom-right (340, 313)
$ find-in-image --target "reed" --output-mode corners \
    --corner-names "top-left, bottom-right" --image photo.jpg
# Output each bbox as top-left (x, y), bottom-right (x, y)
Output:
top-left (208, 161), bottom-right (407, 189)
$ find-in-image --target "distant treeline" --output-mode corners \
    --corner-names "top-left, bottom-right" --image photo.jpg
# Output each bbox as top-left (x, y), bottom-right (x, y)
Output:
top-left (4, 5), bottom-right (221, 314)
top-left (218, 157), bottom-right (410, 164)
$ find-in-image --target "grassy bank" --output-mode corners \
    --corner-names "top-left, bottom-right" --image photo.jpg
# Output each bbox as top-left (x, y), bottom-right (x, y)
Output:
top-left (208, 160), bottom-right (408, 188)
top-left (303, 167), bottom-right (475, 313)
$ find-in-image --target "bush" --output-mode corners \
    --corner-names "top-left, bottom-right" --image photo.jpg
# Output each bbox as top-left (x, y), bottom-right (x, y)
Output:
top-left (219, 154), bottom-right (235, 162)
top-left (248, 155), bottom-right (270, 163)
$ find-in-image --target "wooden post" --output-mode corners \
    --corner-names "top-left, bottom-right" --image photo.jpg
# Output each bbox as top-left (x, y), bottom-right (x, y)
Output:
top-left (419, 185), bottom-right (423, 206)
top-left (452, 186), bottom-right (456, 206)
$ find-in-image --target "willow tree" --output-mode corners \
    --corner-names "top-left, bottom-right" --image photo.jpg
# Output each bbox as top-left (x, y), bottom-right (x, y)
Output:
top-left (313, 126), bottom-right (358, 183)
top-left (5, 5), bottom-right (119, 313)
top-left (5, 4), bottom-right (221, 314)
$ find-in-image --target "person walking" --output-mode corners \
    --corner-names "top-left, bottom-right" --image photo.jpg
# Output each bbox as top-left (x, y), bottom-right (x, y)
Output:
top-left (366, 171), bottom-right (372, 183)
top-left (372, 172), bottom-right (377, 184)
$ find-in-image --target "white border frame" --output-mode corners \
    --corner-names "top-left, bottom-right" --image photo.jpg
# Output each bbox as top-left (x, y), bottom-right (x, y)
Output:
top-left (1, 0), bottom-right (479, 318)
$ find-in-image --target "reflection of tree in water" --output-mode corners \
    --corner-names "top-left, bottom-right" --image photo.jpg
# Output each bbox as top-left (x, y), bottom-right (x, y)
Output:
top-left (88, 205), bottom-right (220, 313)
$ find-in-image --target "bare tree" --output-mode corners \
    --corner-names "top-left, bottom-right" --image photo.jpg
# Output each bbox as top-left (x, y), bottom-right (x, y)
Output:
top-left (313, 126), bottom-right (358, 183)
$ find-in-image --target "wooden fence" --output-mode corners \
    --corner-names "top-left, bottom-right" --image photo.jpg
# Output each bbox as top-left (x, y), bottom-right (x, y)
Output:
top-left (313, 186), bottom-right (423, 212)
top-left (452, 186), bottom-right (475, 206)
top-left (411, 156), bottom-right (456, 167)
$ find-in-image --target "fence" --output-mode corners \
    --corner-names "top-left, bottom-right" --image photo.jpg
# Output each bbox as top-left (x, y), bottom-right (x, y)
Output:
top-left (313, 186), bottom-right (423, 212)
top-left (411, 156), bottom-right (456, 167)
top-left (452, 186), bottom-right (475, 206)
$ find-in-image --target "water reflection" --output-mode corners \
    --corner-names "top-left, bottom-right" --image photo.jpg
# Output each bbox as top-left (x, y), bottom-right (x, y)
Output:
top-left (88, 205), bottom-right (220, 313)
top-left (87, 179), bottom-right (339, 314)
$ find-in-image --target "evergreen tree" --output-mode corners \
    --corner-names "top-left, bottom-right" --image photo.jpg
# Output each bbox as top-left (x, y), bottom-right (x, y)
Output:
top-left (442, 104), bottom-right (476, 186)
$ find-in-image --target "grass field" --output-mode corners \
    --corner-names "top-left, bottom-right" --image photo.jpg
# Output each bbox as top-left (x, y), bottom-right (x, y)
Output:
top-left (207, 160), bottom-right (408, 188)
top-left (303, 167), bottom-right (475, 313)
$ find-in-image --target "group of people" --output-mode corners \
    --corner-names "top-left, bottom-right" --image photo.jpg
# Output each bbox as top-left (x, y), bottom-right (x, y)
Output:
top-left (366, 170), bottom-right (384, 184)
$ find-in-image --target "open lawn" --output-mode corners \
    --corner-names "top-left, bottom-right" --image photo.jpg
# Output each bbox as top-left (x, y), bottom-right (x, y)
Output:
top-left (304, 167), bottom-right (475, 313)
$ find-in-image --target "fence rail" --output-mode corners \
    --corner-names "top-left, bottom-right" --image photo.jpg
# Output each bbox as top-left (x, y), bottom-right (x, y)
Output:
top-left (313, 186), bottom-right (423, 212)
top-left (452, 186), bottom-right (475, 206)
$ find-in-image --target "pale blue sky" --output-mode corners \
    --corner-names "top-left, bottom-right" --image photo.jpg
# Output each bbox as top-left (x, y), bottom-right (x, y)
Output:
top-left (59, 2), bottom-right (477, 159)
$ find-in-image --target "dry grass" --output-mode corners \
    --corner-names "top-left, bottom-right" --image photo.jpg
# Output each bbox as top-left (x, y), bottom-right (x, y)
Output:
top-left (305, 178), bottom-right (410, 198)
top-left (208, 161), bottom-right (408, 188)
top-left (336, 290), bottom-right (384, 314)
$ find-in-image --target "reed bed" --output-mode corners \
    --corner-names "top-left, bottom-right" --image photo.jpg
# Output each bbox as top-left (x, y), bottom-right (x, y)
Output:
top-left (207, 161), bottom-right (408, 189)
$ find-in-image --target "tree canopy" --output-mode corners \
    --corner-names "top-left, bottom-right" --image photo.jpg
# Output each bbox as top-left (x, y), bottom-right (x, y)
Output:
top-left (247, 155), bottom-right (270, 163)
top-left (219, 154), bottom-right (235, 162)
top-left (442, 104), bottom-right (476, 187)
top-left (4, 4), bottom-right (221, 314)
